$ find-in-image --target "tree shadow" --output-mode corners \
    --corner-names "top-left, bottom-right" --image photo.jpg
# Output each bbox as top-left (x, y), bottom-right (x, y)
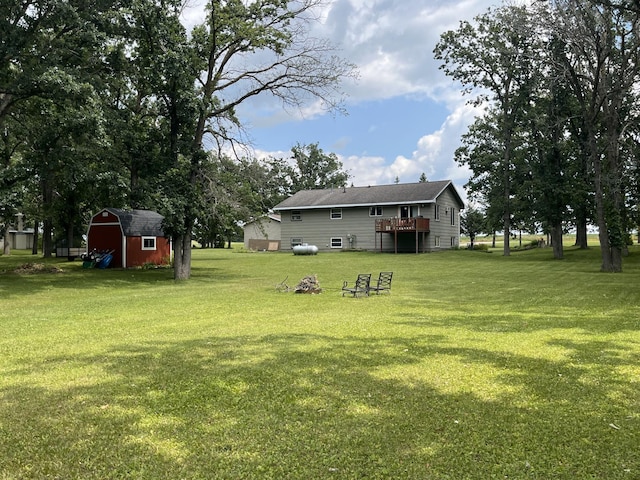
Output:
top-left (0, 261), bottom-right (244, 298)
top-left (1, 333), bottom-right (638, 478)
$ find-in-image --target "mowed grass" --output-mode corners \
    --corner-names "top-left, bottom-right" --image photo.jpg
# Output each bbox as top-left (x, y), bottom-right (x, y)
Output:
top-left (1, 246), bottom-right (639, 479)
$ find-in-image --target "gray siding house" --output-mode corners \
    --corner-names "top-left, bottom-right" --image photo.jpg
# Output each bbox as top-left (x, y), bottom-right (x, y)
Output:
top-left (273, 181), bottom-right (464, 253)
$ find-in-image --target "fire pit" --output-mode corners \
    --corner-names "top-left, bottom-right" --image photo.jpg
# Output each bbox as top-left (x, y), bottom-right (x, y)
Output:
top-left (294, 274), bottom-right (322, 294)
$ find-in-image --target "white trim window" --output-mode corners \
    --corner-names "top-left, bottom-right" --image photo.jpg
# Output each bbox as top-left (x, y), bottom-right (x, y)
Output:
top-left (330, 237), bottom-right (343, 248)
top-left (450, 207), bottom-right (456, 226)
top-left (291, 210), bottom-right (302, 221)
top-left (291, 238), bottom-right (303, 247)
top-left (142, 236), bottom-right (157, 251)
top-left (369, 206), bottom-right (383, 217)
top-left (435, 236), bottom-right (441, 247)
top-left (330, 208), bottom-right (342, 219)
top-left (435, 204), bottom-right (441, 221)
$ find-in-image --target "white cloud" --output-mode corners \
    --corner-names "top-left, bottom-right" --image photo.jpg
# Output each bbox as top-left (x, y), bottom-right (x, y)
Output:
top-left (182, 0), bottom-right (499, 193)
top-left (340, 154), bottom-right (389, 186)
top-left (319, 0), bottom-right (497, 102)
top-left (342, 101), bottom-right (484, 187)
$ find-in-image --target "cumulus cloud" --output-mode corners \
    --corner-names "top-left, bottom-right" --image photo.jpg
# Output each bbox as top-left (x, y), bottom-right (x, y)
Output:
top-left (181, 0), bottom-right (499, 190)
top-left (388, 102), bottom-right (483, 184)
top-left (319, 0), bottom-right (496, 102)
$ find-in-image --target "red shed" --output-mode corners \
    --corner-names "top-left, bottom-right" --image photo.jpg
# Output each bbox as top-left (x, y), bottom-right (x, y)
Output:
top-left (87, 208), bottom-right (171, 268)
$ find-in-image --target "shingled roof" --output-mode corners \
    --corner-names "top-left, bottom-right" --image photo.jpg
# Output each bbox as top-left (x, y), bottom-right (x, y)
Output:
top-left (106, 208), bottom-right (165, 236)
top-left (274, 181), bottom-right (463, 210)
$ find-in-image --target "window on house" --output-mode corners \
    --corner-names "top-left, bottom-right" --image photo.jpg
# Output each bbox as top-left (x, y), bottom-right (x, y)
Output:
top-left (330, 237), bottom-right (343, 248)
top-left (291, 238), bottom-right (303, 247)
top-left (450, 207), bottom-right (456, 226)
top-left (142, 236), bottom-right (156, 250)
top-left (330, 208), bottom-right (342, 219)
top-left (291, 210), bottom-right (301, 221)
top-left (369, 206), bottom-right (383, 217)
top-left (435, 236), bottom-right (441, 247)
top-left (435, 204), bottom-right (441, 221)
top-left (451, 237), bottom-right (457, 247)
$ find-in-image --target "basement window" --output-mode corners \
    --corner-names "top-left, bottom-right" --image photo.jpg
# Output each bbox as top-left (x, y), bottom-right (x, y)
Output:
top-left (142, 236), bottom-right (157, 251)
top-left (330, 237), bottom-right (343, 248)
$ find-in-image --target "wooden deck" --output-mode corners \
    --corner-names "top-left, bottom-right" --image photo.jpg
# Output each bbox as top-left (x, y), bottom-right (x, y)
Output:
top-left (375, 218), bottom-right (430, 253)
top-left (375, 218), bottom-right (430, 233)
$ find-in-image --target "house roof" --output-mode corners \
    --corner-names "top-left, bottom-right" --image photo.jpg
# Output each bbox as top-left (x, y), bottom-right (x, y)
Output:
top-left (242, 213), bottom-right (281, 229)
top-left (273, 181), bottom-right (464, 211)
top-left (105, 208), bottom-right (165, 237)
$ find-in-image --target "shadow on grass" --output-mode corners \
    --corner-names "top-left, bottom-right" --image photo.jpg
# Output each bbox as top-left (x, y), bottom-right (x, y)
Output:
top-left (1, 333), bottom-right (638, 479)
top-left (0, 260), bottom-right (241, 299)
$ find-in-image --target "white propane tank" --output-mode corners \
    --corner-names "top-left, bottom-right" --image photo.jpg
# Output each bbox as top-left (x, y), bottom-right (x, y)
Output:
top-left (292, 244), bottom-right (319, 255)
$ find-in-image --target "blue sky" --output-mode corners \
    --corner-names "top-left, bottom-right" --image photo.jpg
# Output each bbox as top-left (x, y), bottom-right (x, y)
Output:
top-left (182, 0), bottom-right (500, 195)
top-left (244, 97), bottom-right (451, 170)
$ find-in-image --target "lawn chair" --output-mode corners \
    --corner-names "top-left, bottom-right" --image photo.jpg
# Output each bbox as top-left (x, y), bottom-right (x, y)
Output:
top-left (342, 273), bottom-right (371, 297)
top-left (370, 272), bottom-right (393, 295)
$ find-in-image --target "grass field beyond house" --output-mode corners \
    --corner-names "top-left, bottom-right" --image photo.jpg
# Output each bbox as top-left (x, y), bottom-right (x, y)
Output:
top-left (1, 246), bottom-right (639, 479)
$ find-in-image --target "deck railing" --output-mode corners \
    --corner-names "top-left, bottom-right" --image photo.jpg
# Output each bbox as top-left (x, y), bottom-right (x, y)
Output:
top-left (375, 217), bottom-right (430, 232)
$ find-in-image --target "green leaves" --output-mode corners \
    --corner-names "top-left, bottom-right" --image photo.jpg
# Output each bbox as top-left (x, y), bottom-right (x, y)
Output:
top-left (289, 142), bottom-right (351, 192)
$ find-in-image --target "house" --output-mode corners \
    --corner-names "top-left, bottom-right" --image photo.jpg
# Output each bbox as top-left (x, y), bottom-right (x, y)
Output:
top-left (273, 181), bottom-right (464, 253)
top-left (87, 208), bottom-right (171, 268)
top-left (243, 213), bottom-right (281, 251)
top-left (5, 213), bottom-right (35, 250)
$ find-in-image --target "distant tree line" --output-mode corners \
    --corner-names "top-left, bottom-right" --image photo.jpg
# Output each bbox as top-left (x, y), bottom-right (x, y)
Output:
top-left (435, 0), bottom-right (640, 272)
top-left (0, 0), bottom-right (355, 279)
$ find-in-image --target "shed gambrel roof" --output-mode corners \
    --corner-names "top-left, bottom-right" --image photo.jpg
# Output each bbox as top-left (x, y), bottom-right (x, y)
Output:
top-left (105, 208), bottom-right (165, 237)
top-left (273, 181), bottom-right (464, 211)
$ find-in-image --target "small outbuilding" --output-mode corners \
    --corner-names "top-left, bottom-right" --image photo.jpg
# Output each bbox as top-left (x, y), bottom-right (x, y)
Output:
top-left (242, 213), bottom-right (281, 251)
top-left (87, 208), bottom-right (171, 268)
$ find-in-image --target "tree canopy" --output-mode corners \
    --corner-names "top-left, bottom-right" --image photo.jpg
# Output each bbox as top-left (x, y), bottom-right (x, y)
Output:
top-left (0, 0), bottom-right (356, 279)
top-left (436, 0), bottom-right (640, 271)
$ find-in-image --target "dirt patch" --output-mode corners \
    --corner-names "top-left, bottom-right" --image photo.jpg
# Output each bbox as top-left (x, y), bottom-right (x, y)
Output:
top-left (13, 263), bottom-right (64, 274)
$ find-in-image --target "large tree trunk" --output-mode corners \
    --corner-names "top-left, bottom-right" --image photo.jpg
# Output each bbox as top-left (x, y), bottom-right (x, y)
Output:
top-left (502, 121), bottom-right (512, 256)
top-left (598, 100), bottom-right (624, 272)
top-left (574, 216), bottom-right (588, 249)
top-left (173, 233), bottom-right (192, 280)
top-left (66, 222), bottom-right (74, 261)
top-left (32, 220), bottom-right (39, 255)
top-left (42, 178), bottom-right (54, 257)
top-left (42, 218), bottom-right (53, 257)
top-left (594, 152), bottom-right (617, 272)
top-left (550, 220), bottom-right (563, 260)
top-left (2, 230), bottom-right (10, 255)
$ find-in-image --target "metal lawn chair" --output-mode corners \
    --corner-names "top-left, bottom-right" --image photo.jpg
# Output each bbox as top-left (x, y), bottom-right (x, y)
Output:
top-left (370, 272), bottom-right (393, 295)
top-left (342, 273), bottom-right (371, 297)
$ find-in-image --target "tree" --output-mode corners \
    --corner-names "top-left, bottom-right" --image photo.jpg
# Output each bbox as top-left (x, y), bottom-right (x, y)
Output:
top-left (20, 91), bottom-right (107, 256)
top-left (137, 0), bottom-right (357, 280)
top-left (1, 0), bottom-right (126, 255)
top-left (435, 4), bottom-right (543, 256)
top-left (460, 206), bottom-right (486, 249)
top-left (545, 0), bottom-right (640, 271)
top-left (0, 0), bottom-right (122, 121)
top-left (197, 155), bottom-right (281, 247)
top-left (288, 143), bottom-right (350, 192)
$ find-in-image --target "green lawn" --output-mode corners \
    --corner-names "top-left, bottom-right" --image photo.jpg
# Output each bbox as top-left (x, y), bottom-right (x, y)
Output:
top-left (1, 246), bottom-right (639, 479)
